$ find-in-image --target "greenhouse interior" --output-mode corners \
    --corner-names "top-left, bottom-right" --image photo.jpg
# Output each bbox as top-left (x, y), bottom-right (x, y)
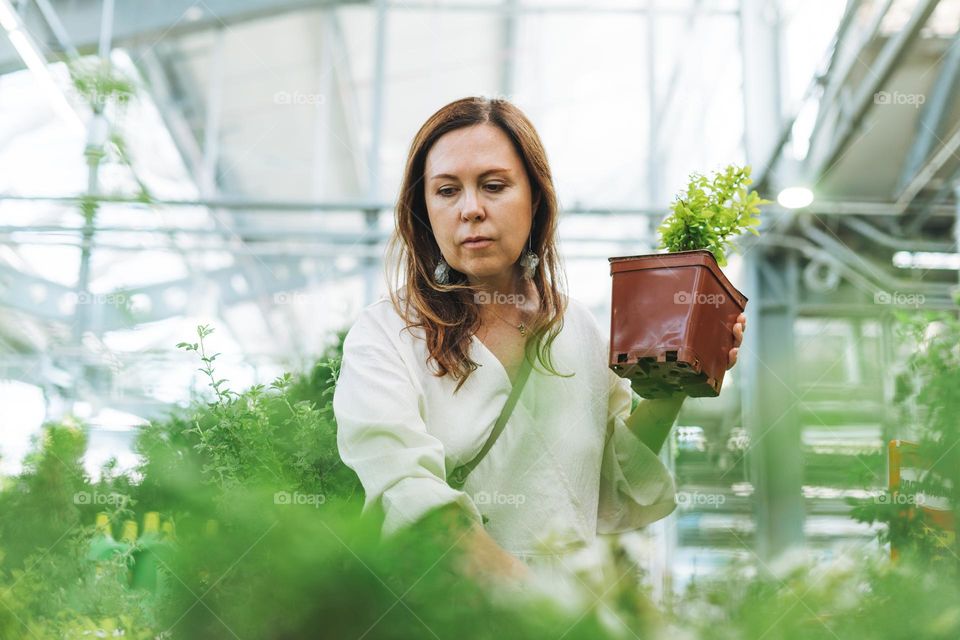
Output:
top-left (1, 0), bottom-right (959, 638)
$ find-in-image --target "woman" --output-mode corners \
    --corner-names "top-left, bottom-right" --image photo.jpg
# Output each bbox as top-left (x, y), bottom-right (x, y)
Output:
top-left (333, 96), bottom-right (745, 582)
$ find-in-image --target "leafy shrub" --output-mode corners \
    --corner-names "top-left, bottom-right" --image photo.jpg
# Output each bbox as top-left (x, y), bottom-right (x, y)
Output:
top-left (133, 325), bottom-right (358, 513)
top-left (0, 424), bottom-right (157, 638)
top-left (657, 164), bottom-right (769, 266)
top-left (0, 423), bottom-right (89, 570)
top-left (0, 324), bottom-right (360, 638)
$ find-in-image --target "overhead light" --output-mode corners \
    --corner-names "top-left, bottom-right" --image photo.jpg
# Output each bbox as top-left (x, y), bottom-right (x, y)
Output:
top-left (893, 251), bottom-right (960, 270)
top-left (777, 186), bottom-right (814, 209)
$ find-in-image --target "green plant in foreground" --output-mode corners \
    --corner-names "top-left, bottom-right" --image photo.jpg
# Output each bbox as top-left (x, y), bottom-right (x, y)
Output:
top-left (658, 164), bottom-right (770, 266)
top-left (4, 318), bottom-right (960, 638)
top-left (677, 547), bottom-right (960, 640)
top-left (171, 324), bottom-right (358, 500)
top-left (0, 424), bottom-right (158, 638)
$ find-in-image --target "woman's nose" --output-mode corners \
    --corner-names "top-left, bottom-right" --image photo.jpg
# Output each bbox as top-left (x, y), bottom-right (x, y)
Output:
top-left (460, 188), bottom-right (484, 221)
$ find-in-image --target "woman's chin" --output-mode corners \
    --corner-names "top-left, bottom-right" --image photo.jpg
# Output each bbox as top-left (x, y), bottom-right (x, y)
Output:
top-left (456, 261), bottom-right (512, 280)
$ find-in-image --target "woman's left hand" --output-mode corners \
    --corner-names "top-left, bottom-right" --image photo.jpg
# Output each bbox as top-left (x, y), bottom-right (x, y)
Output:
top-left (728, 313), bottom-right (746, 370)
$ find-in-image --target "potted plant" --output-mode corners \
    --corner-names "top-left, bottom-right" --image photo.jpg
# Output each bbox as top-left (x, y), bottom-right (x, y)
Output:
top-left (608, 165), bottom-right (770, 398)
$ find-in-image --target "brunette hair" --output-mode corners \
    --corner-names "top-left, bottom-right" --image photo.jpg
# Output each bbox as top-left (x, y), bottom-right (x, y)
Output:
top-left (385, 96), bottom-right (572, 393)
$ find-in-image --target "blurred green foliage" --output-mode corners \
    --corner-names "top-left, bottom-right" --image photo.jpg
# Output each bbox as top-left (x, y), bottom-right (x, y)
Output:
top-left (0, 314), bottom-right (957, 638)
top-left (849, 311), bottom-right (960, 562)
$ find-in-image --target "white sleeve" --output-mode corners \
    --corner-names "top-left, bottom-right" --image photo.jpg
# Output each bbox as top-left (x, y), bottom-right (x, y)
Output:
top-left (596, 365), bottom-right (678, 534)
top-left (333, 309), bottom-right (483, 537)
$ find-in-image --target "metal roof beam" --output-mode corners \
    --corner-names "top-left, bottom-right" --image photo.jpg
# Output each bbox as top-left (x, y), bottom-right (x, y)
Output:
top-left (0, 0), bottom-right (366, 73)
top-left (805, 0), bottom-right (940, 184)
top-left (0, 262), bottom-right (77, 322)
top-left (894, 29), bottom-right (960, 205)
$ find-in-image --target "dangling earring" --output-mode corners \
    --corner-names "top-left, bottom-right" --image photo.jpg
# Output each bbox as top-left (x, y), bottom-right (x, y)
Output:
top-left (519, 234), bottom-right (539, 281)
top-left (434, 256), bottom-right (451, 285)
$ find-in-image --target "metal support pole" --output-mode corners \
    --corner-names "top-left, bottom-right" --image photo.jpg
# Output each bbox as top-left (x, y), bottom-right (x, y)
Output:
top-left (365, 0), bottom-right (388, 306)
top-left (499, 0), bottom-right (517, 97)
top-left (313, 8), bottom-right (336, 200)
top-left (200, 28), bottom-right (225, 196)
top-left (738, 0), bottom-right (801, 563)
top-left (955, 182), bottom-right (960, 290)
top-left (747, 249), bottom-right (805, 562)
top-left (646, 4), bottom-right (658, 205)
top-left (75, 0), bottom-right (114, 343)
top-left (33, 0), bottom-right (79, 57)
top-left (738, 0), bottom-right (782, 168)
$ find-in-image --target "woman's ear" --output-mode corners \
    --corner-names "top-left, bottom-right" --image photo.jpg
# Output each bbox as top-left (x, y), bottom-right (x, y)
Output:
top-left (532, 191), bottom-right (542, 215)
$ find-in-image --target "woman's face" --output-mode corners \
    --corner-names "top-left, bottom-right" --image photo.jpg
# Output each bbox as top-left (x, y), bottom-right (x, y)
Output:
top-left (424, 123), bottom-right (536, 289)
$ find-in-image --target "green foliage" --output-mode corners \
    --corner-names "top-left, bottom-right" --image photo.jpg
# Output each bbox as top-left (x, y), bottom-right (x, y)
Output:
top-left (152, 489), bottom-right (615, 639)
top-left (4, 318), bottom-right (959, 638)
top-left (1, 528), bottom-right (158, 639)
top-left (162, 324), bottom-right (357, 502)
top-left (50, 323), bottom-right (624, 638)
top-left (848, 310), bottom-right (960, 562)
top-left (67, 59), bottom-right (136, 113)
top-left (0, 324), bottom-right (357, 637)
top-left (678, 549), bottom-right (960, 639)
top-left (0, 424), bottom-right (157, 638)
top-left (657, 164), bottom-right (770, 266)
top-left (0, 423), bottom-right (89, 570)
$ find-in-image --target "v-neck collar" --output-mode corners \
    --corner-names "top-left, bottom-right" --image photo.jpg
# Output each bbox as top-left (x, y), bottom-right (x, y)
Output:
top-left (470, 334), bottom-right (514, 388)
top-left (471, 333), bottom-right (541, 389)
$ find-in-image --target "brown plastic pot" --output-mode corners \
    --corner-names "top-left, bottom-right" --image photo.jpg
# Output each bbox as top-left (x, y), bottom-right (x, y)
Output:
top-left (608, 249), bottom-right (747, 398)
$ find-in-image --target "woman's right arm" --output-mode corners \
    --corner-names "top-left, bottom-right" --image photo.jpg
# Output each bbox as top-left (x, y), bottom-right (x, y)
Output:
top-left (333, 310), bottom-right (484, 535)
top-left (333, 311), bottom-right (528, 580)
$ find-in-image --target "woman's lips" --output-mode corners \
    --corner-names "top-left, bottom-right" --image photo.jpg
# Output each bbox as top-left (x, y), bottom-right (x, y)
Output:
top-left (463, 239), bottom-right (493, 249)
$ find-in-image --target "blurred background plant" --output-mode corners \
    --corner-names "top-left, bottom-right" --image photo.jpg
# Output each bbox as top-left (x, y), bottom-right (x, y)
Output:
top-left (849, 310), bottom-right (960, 564)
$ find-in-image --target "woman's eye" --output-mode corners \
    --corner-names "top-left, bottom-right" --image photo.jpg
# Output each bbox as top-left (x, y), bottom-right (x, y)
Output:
top-left (437, 184), bottom-right (505, 197)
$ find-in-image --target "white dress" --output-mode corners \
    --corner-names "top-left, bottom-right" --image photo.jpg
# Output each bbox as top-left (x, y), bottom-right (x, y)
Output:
top-left (332, 292), bottom-right (677, 561)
